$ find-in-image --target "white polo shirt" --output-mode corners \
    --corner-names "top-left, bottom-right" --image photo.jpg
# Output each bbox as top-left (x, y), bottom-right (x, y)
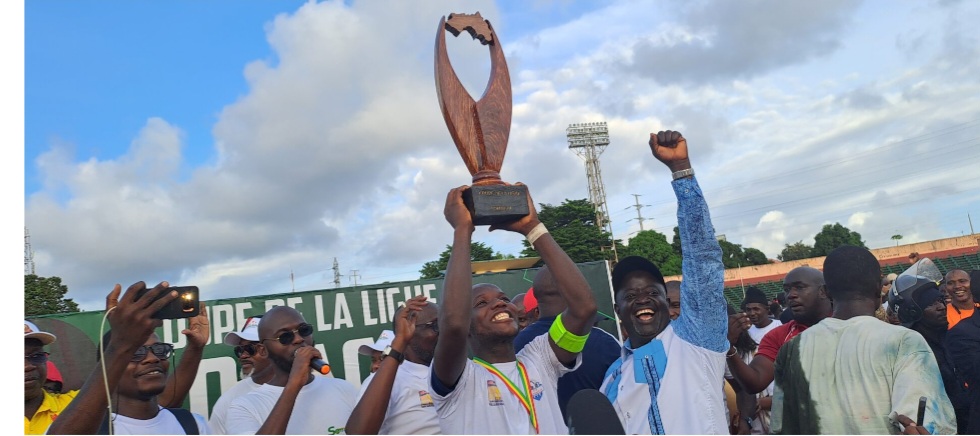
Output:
top-left (358, 360), bottom-right (440, 434)
top-left (209, 377), bottom-right (263, 435)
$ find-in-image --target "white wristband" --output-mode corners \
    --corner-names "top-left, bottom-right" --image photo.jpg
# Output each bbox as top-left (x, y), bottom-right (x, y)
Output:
top-left (526, 223), bottom-right (549, 246)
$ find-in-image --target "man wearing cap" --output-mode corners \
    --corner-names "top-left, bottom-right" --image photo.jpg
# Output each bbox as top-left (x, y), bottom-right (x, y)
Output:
top-left (598, 130), bottom-right (729, 434)
top-left (25, 320), bottom-right (77, 434)
top-left (346, 295), bottom-right (441, 434)
top-left (44, 361), bottom-right (65, 394)
top-left (359, 330), bottom-right (395, 375)
top-left (514, 265), bottom-right (621, 420)
top-left (742, 286), bottom-right (782, 346)
top-left (210, 315), bottom-right (274, 435)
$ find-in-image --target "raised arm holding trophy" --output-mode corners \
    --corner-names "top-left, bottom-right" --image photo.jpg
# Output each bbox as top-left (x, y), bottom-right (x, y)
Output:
top-left (434, 12), bottom-right (528, 226)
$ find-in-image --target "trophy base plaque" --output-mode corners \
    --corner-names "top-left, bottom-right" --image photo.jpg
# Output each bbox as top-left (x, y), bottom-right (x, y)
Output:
top-left (463, 184), bottom-right (530, 226)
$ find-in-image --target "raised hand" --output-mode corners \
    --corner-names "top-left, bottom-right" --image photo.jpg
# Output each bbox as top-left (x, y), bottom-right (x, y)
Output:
top-left (649, 130), bottom-right (692, 172)
top-left (444, 185), bottom-right (475, 232)
top-left (727, 312), bottom-right (751, 346)
top-left (182, 302), bottom-right (210, 348)
top-left (106, 281), bottom-right (178, 353)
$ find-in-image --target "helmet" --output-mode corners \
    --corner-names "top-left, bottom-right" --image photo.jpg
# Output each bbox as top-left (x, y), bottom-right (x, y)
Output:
top-left (888, 274), bottom-right (942, 327)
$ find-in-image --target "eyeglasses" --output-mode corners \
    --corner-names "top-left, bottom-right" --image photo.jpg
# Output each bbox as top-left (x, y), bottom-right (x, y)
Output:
top-left (262, 323), bottom-right (314, 345)
top-left (415, 320), bottom-right (439, 333)
top-left (26, 352), bottom-right (50, 366)
top-left (132, 343), bottom-right (175, 362)
top-left (234, 344), bottom-right (258, 358)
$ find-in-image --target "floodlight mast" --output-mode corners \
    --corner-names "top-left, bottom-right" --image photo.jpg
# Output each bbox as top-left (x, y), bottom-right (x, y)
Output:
top-left (567, 122), bottom-right (618, 263)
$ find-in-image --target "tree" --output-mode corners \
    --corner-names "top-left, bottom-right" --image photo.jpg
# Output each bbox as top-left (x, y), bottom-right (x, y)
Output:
top-left (622, 230), bottom-right (682, 276)
top-left (891, 234), bottom-right (903, 246)
top-left (778, 241), bottom-right (814, 261)
top-left (671, 226), bottom-right (682, 258)
top-left (812, 223), bottom-right (866, 256)
top-left (742, 247), bottom-right (770, 266)
top-left (25, 275), bottom-right (79, 316)
top-left (521, 199), bottom-right (615, 263)
top-left (419, 242), bottom-right (502, 279)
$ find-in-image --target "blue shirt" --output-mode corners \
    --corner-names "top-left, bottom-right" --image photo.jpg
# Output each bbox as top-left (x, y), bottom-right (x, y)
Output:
top-left (514, 316), bottom-right (622, 419)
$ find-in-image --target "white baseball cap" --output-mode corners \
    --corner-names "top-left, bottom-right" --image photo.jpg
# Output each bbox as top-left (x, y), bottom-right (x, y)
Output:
top-left (358, 330), bottom-right (395, 355)
top-left (25, 320), bottom-right (56, 345)
top-left (223, 315), bottom-right (262, 346)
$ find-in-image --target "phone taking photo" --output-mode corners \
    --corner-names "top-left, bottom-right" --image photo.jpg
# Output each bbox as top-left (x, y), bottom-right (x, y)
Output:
top-left (136, 285), bottom-right (201, 319)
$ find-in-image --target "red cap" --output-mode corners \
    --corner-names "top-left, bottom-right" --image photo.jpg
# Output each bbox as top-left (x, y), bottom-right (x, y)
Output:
top-left (46, 360), bottom-right (63, 383)
top-left (524, 287), bottom-right (538, 312)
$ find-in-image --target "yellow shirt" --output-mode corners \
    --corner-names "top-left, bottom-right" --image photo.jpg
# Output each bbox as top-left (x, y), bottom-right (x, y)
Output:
top-left (25, 390), bottom-right (78, 435)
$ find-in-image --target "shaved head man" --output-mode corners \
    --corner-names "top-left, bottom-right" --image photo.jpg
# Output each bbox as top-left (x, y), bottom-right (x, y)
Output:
top-left (945, 269), bottom-right (977, 329)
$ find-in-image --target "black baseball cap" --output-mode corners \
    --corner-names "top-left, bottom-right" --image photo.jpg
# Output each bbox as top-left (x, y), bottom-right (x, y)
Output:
top-left (612, 256), bottom-right (666, 294)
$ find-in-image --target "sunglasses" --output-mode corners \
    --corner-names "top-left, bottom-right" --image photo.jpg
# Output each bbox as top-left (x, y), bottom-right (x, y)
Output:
top-left (262, 323), bottom-right (314, 345)
top-left (132, 343), bottom-right (175, 362)
top-left (415, 320), bottom-right (439, 333)
top-left (234, 344), bottom-right (258, 358)
top-left (26, 351), bottom-right (50, 366)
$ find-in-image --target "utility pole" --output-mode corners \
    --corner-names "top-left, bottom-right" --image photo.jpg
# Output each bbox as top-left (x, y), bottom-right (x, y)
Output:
top-left (629, 194), bottom-right (650, 232)
top-left (290, 268), bottom-right (295, 293)
top-left (567, 121), bottom-right (618, 263)
top-left (25, 226), bottom-right (35, 275)
top-left (969, 213), bottom-right (975, 235)
top-left (333, 257), bottom-right (342, 288)
top-left (349, 269), bottom-right (361, 287)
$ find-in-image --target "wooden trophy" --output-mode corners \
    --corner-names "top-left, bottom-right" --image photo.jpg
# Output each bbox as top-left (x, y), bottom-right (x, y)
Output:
top-left (435, 12), bottom-right (529, 226)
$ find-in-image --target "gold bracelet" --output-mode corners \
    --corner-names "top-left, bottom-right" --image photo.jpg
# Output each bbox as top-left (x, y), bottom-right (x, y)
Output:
top-left (725, 346), bottom-right (738, 358)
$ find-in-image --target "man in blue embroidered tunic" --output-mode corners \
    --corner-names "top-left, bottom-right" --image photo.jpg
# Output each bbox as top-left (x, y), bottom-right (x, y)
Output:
top-left (599, 130), bottom-right (728, 434)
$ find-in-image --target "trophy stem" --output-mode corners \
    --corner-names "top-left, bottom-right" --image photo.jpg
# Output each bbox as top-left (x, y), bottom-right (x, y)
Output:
top-left (471, 170), bottom-right (502, 186)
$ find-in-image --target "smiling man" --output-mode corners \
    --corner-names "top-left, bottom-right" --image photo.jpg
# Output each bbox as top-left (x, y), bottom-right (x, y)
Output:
top-left (945, 269), bottom-right (978, 329)
top-left (431, 182), bottom-right (597, 434)
top-left (599, 130), bottom-right (728, 434)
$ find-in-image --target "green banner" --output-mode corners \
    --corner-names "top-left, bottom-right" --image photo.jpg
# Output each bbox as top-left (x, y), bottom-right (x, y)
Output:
top-left (31, 261), bottom-right (617, 419)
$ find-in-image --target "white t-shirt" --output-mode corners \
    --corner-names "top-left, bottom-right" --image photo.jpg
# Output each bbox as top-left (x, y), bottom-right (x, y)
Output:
top-left (357, 360), bottom-right (440, 434)
top-left (772, 316), bottom-right (957, 435)
top-left (747, 319), bottom-right (782, 397)
top-left (431, 334), bottom-right (580, 435)
top-left (109, 407), bottom-right (211, 435)
top-left (600, 324), bottom-right (728, 435)
top-left (209, 377), bottom-right (263, 435)
top-left (225, 375), bottom-right (357, 435)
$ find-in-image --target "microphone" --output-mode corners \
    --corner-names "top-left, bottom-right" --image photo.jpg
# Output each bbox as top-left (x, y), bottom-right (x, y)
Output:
top-left (311, 358), bottom-right (331, 375)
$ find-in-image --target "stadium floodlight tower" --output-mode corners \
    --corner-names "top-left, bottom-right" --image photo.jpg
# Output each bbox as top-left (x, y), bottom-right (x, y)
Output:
top-left (567, 121), bottom-right (618, 263)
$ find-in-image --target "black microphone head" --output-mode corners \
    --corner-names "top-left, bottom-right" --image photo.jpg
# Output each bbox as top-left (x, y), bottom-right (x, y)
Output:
top-left (566, 389), bottom-right (624, 435)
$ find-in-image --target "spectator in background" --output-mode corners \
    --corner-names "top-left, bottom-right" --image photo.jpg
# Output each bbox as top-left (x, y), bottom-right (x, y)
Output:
top-left (358, 330), bottom-right (395, 375)
top-left (890, 275), bottom-right (970, 432)
top-left (44, 361), bottom-right (64, 394)
top-left (514, 265), bottom-right (621, 420)
top-left (771, 246), bottom-right (956, 434)
top-left (346, 296), bottom-right (440, 435)
top-left (740, 286), bottom-right (780, 431)
top-left (665, 280), bottom-right (682, 320)
top-left (25, 320), bottom-right (76, 434)
top-left (210, 315), bottom-right (274, 435)
top-left (945, 269), bottom-right (980, 434)
top-left (725, 305), bottom-right (762, 434)
top-left (945, 269), bottom-right (978, 329)
top-left (776, 292), bottom-right (794, 324)
top-left (520, 287), bottom-right (540, 328)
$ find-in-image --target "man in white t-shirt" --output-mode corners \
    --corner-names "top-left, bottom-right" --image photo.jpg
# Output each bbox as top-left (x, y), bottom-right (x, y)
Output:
top-left (209, 315), bottom-right (274, 435)
top-left (430, 183), bottom-right (598, 434)
top-left (225, 306), bottom-right (356, 434)
top-left (47, 281), bottom-right (212, 435)
top-left (599, 131), bottom-right (729, 435)
top-left (346, 296), bottom-right (441, 434)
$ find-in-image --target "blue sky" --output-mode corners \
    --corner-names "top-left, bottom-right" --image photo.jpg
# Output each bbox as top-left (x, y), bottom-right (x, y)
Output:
top-left (20, 0), bottom-right (980, 310)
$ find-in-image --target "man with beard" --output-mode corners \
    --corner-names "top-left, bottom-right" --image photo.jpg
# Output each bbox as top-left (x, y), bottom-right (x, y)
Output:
top-left (209, 315), bottom-right (275, 434)
top-left (226, 306), bottom-right (357, 434)
top-left (46, 281), bottom-right (211, 435)
top-left (771, 246), bottom-right (956, 434)
top-left (945, 269), bottom-right (978, 329)
top-left (431, 181), bottom-right (597, 434)
top-left (726, 266), bottom-right (832, 396)
top-left (599, 130), bottom-right (729, 434)
top-left (346, 295), bottom-right (440, 434)
top-left (891, 275), bottom-right (970, 432)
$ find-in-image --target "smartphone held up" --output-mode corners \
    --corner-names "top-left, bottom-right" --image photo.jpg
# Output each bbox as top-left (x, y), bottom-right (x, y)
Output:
top-left (135, 285), bottom-right (201, 319)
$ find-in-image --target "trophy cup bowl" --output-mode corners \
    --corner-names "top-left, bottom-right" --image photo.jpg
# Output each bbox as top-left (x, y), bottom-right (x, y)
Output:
top-left (435, 12), bottom-right (529, 226)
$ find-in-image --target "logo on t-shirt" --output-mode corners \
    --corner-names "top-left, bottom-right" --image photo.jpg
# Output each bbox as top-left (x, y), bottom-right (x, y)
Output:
top-left (418, 390), bottom-right (434, 408)
top-left (487, 380), bottom-right (504, 406)
top-left (531, 380), bottom-right (544, 401)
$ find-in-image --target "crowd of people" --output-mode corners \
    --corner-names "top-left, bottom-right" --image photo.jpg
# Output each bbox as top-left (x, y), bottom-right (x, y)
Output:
top-left (24, 130), bottom-right (980, 434)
